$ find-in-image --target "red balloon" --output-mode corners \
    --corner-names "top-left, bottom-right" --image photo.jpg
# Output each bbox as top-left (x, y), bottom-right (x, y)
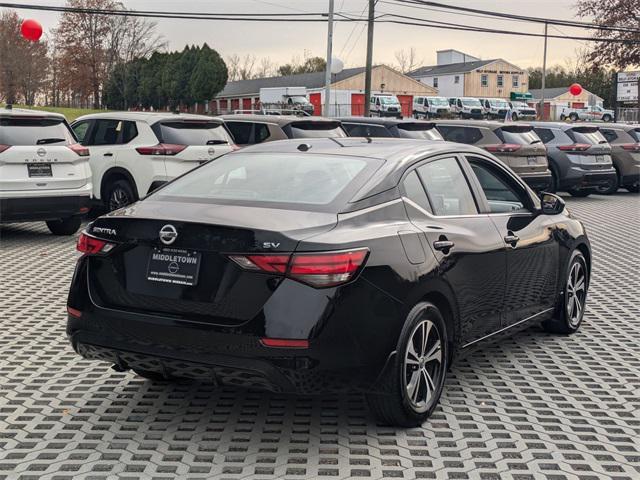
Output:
top-left (569, 83), bottom-right (583, 96)
top-left (20, 19), bottom-right (43, 42)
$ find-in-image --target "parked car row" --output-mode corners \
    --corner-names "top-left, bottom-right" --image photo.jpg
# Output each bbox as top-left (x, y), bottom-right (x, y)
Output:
top-left (2, 107), bottom-right (638, 235)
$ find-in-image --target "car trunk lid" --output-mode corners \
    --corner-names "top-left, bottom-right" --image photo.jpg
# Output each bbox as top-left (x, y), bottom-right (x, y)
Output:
top-left (489, 125), bottom-right (548, 174)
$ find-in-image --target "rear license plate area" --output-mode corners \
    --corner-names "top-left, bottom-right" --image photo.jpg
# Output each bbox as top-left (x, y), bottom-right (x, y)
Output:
top-left (147, 247), bottom-right (201, 286)
top-left (27, 164), bottom-right (52, 177)
top-left (595, 155), bottom-right (605, 162)
top-left (527, 156), bottom-right (539, 165)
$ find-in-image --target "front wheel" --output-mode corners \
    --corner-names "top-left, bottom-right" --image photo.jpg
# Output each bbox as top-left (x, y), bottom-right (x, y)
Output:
top-left (542, 250), bottom-right (589, 334)
top-left (511, 112), bottom-right (518, 121)
top-left (602, 114), bottom-right (612, 122)
top-left (569, 113), bottom-right (579, 122)
top-left (105, 179), bottom-right (137, 212)
top-left (367, 302), bottom-right (448, 427)
top-left (46, 217), bottom-right (82, 236)
top-left (568, 189), bottom-right (592, 197)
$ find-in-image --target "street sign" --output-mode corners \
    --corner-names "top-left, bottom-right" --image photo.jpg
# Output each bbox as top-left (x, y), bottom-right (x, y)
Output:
top-left (617, 71), bottom-right (639, 103)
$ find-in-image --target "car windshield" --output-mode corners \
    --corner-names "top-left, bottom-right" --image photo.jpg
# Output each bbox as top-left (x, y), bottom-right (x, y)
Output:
top-left (288, 96), bottom-right (309, 104)
top-left (379, 97), bottom-right (400, 105)
top-left (499, 126), bottom-right (542, 145)
top-left (462, 99), bottom-right (482, 107)
top-left (0, 117), bottom-right (74, 145)
top-left (153, 153), bottom-right (379, 210)
top-left (428, 98), bottom-right (449, 106)
top-left (396, 124), bottom-right (443, 140)
top-left (512, 102), bottom-right (530, 109)
top-left (287, 121), bottom-right (347, 138)
top-left (491, 100), bottom-right (509, 108)
top-left (571, 127), bottom-right (608, 145)
top-left (157, 121), bottom-right (231, 145)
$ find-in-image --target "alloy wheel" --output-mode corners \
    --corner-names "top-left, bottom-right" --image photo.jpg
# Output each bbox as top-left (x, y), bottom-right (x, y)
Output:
top-left (403, 318), bottom-right (443, 413)
top-left (109, 188), bottom-right (130, 211)
top-left (566, 261), bottom-right (587, 327)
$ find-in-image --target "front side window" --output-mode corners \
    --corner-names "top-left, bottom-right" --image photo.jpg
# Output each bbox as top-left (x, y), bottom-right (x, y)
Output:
top-left (154, 153), bottom-right (379, 210)
top-left (468, 158), bottom-right (529, 213)
top-left (436, 125), bottom-right (483, 144)
top-left (72, 121), bottom-right (91, 144)
top-left (88, 119), bottom-right (121, 146)
top-left (417, 157), bottom-right (477, 216)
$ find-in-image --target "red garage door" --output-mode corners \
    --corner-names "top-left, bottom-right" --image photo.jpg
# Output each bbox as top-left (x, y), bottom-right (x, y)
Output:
top-left (309, 93), bottom-right (322, 116)
top-left (242, 98), bottom-right (252, 111)
top-left (397, 95), bottom-right (412, 118)
top-left (219, 99), bottom-right (228, 113)
top-left (351, 93), bottom-right (365, 116)
top-left (231, 99), bottom-right (240, 112)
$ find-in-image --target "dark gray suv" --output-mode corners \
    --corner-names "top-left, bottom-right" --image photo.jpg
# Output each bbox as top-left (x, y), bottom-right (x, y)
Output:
top-left (530, 122), bottom-right (617, 197)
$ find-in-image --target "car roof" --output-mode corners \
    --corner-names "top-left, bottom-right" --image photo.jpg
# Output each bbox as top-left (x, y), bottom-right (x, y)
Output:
top-left (73, 111), bottom-right (223, 124)
top-left (587, 122), bottom-right (639, 131)
top-left (430, 119), bottom-right (512, 128)
top-left (337, 117), bottom-right (436, 127)
top-left (527, 121), bottom-right (599, 130)
top-left (232, 137), bottom-right (492, 203)
top-left (0, 107), bottom-right (66, 120)
top-left (220, 114), bottom-right (338, 125)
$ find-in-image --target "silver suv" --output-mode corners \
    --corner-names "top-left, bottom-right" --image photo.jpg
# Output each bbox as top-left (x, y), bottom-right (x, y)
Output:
top-left (0, 107), bottom-right (92, 235)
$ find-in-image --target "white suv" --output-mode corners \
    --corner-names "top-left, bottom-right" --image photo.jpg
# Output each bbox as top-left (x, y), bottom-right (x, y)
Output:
top-left (71, 112), bottom-right (235, 211)
top-left (0, 107), bottom-right (92, 235)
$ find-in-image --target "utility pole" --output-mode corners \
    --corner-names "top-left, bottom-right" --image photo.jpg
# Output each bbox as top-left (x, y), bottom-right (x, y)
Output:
top-left (323, 0), bottom-right (335, 117)
top-left (363, 0), bottom-right (375, 117)
top-left (539, 22), bottom-right (548, 120)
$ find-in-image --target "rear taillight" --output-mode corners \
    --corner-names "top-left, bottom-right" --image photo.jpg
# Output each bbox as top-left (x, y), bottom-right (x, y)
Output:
top-left (484, 143), bottom-right (521, 153)
top-left (621, 143), bottom-right (640, 152)
top-left (228, 248), bottom-right (369, 288)
top-left (67, 306), bottom-right (82, 318)
top-left (0, 144), bottom-right (10, 153)
top-left (558, 143), bottom-right (591, 152)
top-left (136, 143), bottom-right (187, 156)
top-left (260, 338), bottom-right (309, 348)
top-left (77, 232), bottom-right (115, 255)
top-left (67, 143), bottom-right (89, 156)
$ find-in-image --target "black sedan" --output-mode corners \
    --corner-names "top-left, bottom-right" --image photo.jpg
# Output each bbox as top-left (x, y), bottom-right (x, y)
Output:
top-left (67, 138), bottom-right (591, 427)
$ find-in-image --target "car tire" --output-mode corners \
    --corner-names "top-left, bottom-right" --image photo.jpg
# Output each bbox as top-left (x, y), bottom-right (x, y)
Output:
top-left (596, 168), bottom-right (619, 195)
top-left (625, 184), bottom-right (639, 193)
top-left (560, 114), bottom-right (566, 121)
top-left (542, 249), bottom-right (589, 334)
top-left (512, 112), bottom-right (518, 121)
top-left (367, 301), bottom-right (448, 427)
top-left (46, 217), bottom-right (82, 236)
top-left (569, 113), bottom-right (579, 122)
top-left (548, 163), bottom-right (559, 193)
top-left (602, 114), bottom-right (612, 122)
top-left (105, 179), bottom-right (137, 212)
top-left (568, 189), bottom-right (592, 197)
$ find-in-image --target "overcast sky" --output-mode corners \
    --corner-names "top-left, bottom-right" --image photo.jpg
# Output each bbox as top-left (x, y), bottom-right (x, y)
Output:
top-left (9, 0), bottom-right (588, 70)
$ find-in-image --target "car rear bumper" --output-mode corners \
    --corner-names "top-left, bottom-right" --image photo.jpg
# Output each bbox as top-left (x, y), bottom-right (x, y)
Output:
top-left (621, 172), bottom-right (640, 188)
top-left (561, 167), bottom-right (617, 191)
top-left (0, 194), bottom-right (91, 222)
top-left (518, 171), bottom-right (553, 191)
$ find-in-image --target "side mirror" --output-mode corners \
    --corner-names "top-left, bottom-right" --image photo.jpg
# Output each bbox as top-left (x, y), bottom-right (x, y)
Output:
top-left (539, 192), bottom-right (565, 215)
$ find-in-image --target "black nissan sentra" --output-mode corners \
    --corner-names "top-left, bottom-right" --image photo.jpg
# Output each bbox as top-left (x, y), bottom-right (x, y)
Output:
top-left (67, 138), bottom-right (591, 426)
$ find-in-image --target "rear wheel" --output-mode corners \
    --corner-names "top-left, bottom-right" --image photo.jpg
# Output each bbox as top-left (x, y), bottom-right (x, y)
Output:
top-left (542, 250), bottom-right (588, 334)
top-left (548, 163), bottom-right (559, 193)
top-left (602, 114), bottom-right (612, 122)
top-left (46, 217), bottom-right (82, 236)
top-left (568, 189), bottom-right (592, 197)
top-left (625, 184), bottom-right (639, 193)
top-left (367, 302), bottom-right (448, 427)
top-left (569, 113), bottom-right (579, 121)
top-left (105, 179), bottom-right (136, 212)
top-left (511, 112), bottom-right (518, 121)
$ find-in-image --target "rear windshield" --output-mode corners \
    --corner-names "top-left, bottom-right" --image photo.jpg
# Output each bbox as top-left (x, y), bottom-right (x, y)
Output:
top-left (569, 127), bottom-right (607, 145)
top-left (0, 117), bottom-right (74, 146)
top-left (497, 126), bottom-right (542, 145)
top-left (286, 121), bottom-right (347, 139)
top-left (156, 121), bottom-right (231, 145)
top-left (396, 124), bottom-right (443, 140)
top-left (154, 152), bottom-right (380, 211)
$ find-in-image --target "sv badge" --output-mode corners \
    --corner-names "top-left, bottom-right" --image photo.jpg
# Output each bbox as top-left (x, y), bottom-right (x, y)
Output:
top-left (262, 242), bottom-right (281, 249)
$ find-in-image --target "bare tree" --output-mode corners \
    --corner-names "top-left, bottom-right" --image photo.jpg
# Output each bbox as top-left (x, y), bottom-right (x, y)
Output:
top-left (394, 47), bottom-right (423, 74)
top-left (255, 57), bottom-right (276, 78)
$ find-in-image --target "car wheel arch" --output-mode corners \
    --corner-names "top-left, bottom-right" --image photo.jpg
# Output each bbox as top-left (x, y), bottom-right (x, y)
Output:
top-left (100, 167), bottom-right (139, 201)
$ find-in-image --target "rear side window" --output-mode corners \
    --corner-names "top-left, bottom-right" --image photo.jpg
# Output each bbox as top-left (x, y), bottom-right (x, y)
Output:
top-left (155, 153), bottom-right (380, 210)
top-left (395, 124), bottom-right (443, 140)
top-left (402, 170), bottom-right (432, 213)
top-left (0, 117), bottom-right (74, 145)
top-left (599, 129), bottom-right (617, 143)
top-left (436, 125), bottom-right (483, 144)
top-left (417, 157), bottom-right (477, 216)
top-left (343, 123), bottom-right (392, 137)
top-left (89, 119), bottom-right (120, 145)
top-left (156, 121), bottom-right (231, 145)
top-left (225, 122), bottom-right (271, 145)
top-left (497, 126), bottom-right (542, 145)
top-left (569, 127), bottom-right (607, 145)
top-left (630, 128), bottom-right (640, 142)
top-left (285, 121), bottom-right (347, 139)
top-left (533, 128), bottom-right (555, 144)
top-left (121, 121), bottom-right (138, 143)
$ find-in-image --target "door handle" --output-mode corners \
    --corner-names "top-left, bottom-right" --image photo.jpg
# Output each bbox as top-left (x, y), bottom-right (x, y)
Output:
top-left (504, 233), bottom-right (519, 247)
top-left (433, 239), bottom-right (455, 252)
top-left (103, 152), bottom-right (113, 157)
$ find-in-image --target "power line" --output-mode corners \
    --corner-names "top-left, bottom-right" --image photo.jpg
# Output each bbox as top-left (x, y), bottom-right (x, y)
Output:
top-left (389, 0), bottom-right (640, 34)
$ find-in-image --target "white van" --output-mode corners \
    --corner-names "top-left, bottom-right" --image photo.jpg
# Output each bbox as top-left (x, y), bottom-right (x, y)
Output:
top-left (480, 98), bottom-right (511, 119)
top-left (412, 96), bottom-right (451, 119)
top-left (448, 97), bottom-right (485, 119)
top-left (370, 94), bottom-right (402, 118)
top-left (0, 107), bottom-right (92, 235)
